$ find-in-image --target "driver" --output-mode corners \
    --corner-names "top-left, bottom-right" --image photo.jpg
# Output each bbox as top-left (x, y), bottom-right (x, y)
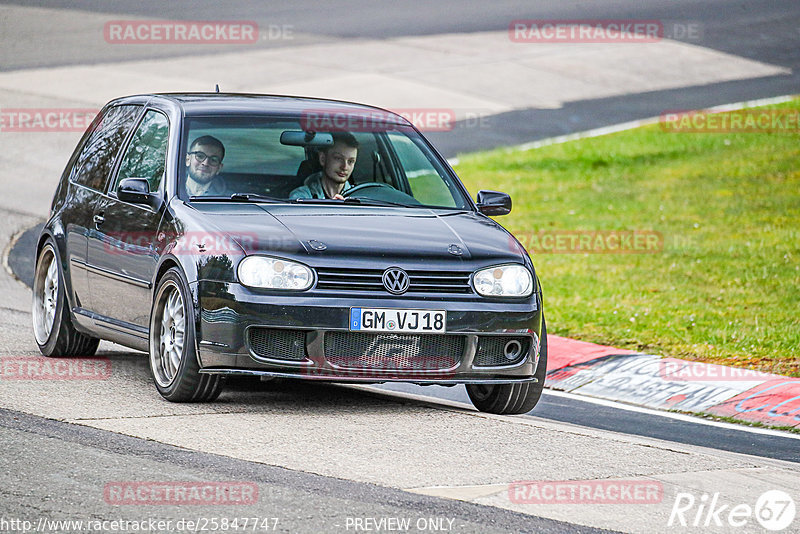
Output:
top-left (290, 132), bottom-right (358, 200)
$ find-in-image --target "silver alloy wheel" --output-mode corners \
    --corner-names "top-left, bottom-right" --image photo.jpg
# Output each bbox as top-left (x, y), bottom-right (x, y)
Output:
top-left (150, 281), bottom-right (186, 388)
top-left (32, 245), bottom-right (59, 345)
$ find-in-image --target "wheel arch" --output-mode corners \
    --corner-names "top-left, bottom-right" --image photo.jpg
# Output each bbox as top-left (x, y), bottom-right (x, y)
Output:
top-left (152, 253), bottom-right (203, 369)
top-left (36, 222), bottom-right (64, 262)
top-left (35, 223), bottom-right (79, 313)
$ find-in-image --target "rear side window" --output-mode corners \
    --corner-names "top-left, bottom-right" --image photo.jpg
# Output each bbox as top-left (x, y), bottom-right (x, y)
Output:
top-left (70, 105), bottom-right (141, 191)
top-left (114, 110), bottom-right (169, 193)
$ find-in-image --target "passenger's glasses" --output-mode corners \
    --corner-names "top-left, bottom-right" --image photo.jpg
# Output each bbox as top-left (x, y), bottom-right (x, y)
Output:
top-left (189, 151), bottom-right (222, 166)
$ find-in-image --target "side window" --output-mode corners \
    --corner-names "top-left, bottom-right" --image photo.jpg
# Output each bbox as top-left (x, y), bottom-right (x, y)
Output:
top-left (71, 105), bottom-right (141, 191)
top-left (114, 110), bottom-right (169, 193)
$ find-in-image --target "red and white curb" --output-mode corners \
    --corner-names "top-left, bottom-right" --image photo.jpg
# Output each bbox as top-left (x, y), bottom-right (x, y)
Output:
top-left (546, 335), bottom-right (800, 429)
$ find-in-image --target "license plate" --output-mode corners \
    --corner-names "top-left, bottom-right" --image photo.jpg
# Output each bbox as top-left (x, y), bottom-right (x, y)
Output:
top-left (349, 308), bottom-right (446, 333)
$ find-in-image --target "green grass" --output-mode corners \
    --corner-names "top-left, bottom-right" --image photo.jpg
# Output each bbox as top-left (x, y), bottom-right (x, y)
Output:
top-left (454, 99), bottom-right (800, 377)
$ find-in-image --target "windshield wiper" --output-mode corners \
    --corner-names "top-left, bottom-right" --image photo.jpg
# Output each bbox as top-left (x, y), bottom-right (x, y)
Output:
top-left (291, 197), bottom-right (413, 208)
top-left (229, 193), bottom-right (284, 203)
top-left (343, 198), bottom-right (414, 208)
top-left (290, 197), bottom-right (343, 204)
top-left (190, 193), bottom-right (284, 203)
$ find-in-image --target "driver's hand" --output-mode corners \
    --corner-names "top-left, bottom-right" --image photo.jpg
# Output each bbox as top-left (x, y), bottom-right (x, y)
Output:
top-left (333, 193), bottom-right (345, 200)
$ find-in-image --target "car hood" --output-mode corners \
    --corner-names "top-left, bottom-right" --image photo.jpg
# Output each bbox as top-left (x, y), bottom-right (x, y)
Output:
top-left (191, 204), bottom-right (526, 264)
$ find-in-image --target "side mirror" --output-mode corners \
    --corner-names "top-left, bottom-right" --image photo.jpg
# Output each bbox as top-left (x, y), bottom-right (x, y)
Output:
top-left (476, 190), bottom-right (512, 216)
top-left (117, 178), bottom-right (162, 209)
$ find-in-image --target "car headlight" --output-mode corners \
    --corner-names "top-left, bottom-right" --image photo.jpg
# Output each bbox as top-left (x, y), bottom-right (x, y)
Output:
top-left (473, 264), bottom-right (533, 297)
top-left (238, 256), bottom-right (314, 290)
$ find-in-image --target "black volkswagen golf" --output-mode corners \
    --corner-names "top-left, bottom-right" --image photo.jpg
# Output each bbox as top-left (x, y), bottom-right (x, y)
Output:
top-left (32, 93), bottom-right (547, 415)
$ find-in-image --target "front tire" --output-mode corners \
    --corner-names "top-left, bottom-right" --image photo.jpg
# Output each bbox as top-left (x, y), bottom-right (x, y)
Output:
top-left (467, 317), bottom-right (548, 415)
top-left (32, 240), bottom-right (99, 357)
top-left (149, 268), bottom-right (222, 402)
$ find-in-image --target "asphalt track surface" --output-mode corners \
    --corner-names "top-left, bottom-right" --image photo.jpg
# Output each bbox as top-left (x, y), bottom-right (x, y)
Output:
top-left (1, 405), bottom-right (604, 534)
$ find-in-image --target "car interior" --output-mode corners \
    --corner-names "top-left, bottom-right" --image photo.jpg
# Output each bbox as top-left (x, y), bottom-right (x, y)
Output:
top-left (185, 130), bottom-right (409, 200)
top-left (181, 121), bottom-right (460, 208)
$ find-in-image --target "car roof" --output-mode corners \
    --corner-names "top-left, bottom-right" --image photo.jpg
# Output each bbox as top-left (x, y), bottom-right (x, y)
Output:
top-left (111, 93), bottom-right (411, 125)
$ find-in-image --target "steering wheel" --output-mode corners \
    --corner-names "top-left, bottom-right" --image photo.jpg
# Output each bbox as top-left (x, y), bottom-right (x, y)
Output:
top-left (342, 182), bottom-right (396, 197)
top-left (342, 182), bottom-right (421, 205)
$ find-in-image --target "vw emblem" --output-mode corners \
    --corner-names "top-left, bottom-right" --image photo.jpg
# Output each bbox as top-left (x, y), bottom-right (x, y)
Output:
top-left (448, 244), bottom-right (463, 256)
top-left (382, 267), bottom-right (410, 294)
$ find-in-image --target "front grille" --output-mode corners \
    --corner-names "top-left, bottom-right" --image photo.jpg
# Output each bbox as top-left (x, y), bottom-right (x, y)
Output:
top-left (474, 336), bottom-right (530, 367)
top-left (324, 332), bottom-right (463, 370)
top-left (315, 267), bottom-right (472, 294)
top-left (248, 328), bottom-right (306, 361)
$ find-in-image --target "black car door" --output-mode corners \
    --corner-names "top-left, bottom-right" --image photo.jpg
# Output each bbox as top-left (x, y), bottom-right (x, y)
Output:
top-left (65, 104), bottom-right (142, 314)
top-left (86, 109), bottom-right (170, 332)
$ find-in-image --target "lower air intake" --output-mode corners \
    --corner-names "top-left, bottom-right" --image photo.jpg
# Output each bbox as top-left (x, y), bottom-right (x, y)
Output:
top-left (248, 328), bottom-right (306, 361)
top-left (474, 336), bottom-right (530, 367)
top-left (324, 332), bottom-right (463, 370)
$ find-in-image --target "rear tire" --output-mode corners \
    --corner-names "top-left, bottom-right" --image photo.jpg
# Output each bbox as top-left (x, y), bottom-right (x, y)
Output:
top-left (148, 268), bottom-right (222, 402)
top-left (32, 240), bottom-right (99, 357)
top-left (467, 316), bottom-right (548, 415)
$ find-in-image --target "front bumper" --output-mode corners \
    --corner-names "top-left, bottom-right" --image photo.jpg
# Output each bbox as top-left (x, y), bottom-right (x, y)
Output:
top-left (195, 281), bottom-right (543, 384)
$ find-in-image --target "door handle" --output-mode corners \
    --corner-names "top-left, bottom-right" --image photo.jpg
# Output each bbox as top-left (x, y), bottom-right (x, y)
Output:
top-left (93, 214), bottom-right (105, 225)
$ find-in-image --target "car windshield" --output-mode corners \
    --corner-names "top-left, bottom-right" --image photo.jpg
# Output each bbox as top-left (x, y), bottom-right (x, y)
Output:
top-left (180, 116), bottom-right (470, 209)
